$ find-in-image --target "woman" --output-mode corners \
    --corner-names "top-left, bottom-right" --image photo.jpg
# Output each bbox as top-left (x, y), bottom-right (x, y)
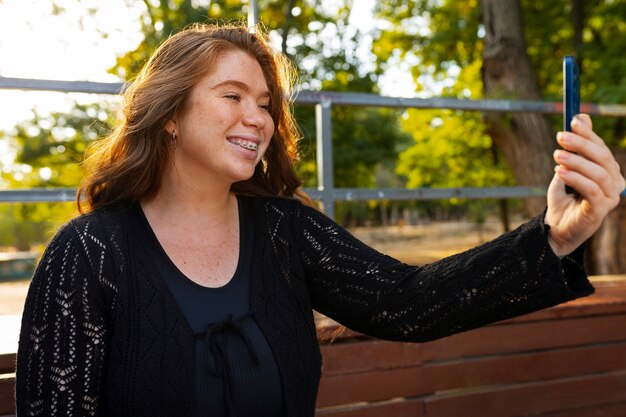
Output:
top-left (16, 23), bottom-right (625, 417)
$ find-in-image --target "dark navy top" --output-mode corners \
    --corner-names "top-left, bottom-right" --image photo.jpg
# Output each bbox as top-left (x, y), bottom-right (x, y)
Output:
top-left (130, 197), bottom-right (284, 417)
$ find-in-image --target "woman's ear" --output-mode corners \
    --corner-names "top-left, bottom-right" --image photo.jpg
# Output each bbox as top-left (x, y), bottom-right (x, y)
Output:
top-left (165, 119), bottom-right (177, 135)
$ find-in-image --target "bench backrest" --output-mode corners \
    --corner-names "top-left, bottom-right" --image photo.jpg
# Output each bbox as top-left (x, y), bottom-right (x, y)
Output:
top-left (315, 276), bottom-right (626, 416)
top-left (2, 276), bottom-right (626, 416)
top-left (0, 353), bottom-right (15, 417)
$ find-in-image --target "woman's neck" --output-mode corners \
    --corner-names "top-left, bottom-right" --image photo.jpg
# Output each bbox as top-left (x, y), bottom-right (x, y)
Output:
top-left (141, 166), bottom-right (237, 228)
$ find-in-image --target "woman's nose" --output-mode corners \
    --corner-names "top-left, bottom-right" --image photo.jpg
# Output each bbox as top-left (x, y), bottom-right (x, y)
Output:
top-left (241, 103), bottom-right (267, 129)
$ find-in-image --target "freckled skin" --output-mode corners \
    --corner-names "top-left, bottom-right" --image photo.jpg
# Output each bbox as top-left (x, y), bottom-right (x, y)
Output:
top-left (167, 49), bottom-right (274, 186)
top-left (149, 208), bottom-right (241, 288)
top-left (141, 50), bottom-right (276, 288)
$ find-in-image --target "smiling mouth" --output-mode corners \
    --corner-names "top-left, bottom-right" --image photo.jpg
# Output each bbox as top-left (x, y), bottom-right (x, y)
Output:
top-left (228, 139), bottom-right (259, 151)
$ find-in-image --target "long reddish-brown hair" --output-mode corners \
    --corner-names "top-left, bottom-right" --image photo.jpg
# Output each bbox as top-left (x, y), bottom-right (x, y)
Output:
top-left (78, 22), bottom-right (310, 212)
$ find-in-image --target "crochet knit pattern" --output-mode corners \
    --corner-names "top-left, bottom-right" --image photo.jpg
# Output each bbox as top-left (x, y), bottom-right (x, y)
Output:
top-left (16, 196), bottom-right (593, 417)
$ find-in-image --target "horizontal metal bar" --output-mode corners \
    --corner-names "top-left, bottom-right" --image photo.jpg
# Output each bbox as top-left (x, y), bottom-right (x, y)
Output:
top-left (2, 77), bottom-right (625, 116)
top-left (0, 189), bottom-right (77, 203)
top-left (304, 186), bottom-right (549, 201)
top-left (2, 187), bottom-right (624, 204)
top-left (0, 187), bottom-right (546, 203)
top-left (597, 103), bottom-right (626, 117)
top-left (296, 91), bottom-right (626, 116)
top-left (0, 76), bottom-right (125, 95)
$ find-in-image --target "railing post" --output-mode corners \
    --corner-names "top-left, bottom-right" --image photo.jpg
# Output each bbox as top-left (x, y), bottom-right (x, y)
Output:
top-left (316, 99), bottom-right (335, 218)
top-left (248, 0), bottom-right (259, 31)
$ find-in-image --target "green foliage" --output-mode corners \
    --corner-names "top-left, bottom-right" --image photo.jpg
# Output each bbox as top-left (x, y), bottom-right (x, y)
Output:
top-left (0, 203), bottom-right (75, 251)
top-left (11, 103), bottom-right (115, 187)
top-left (110, 0), bottom-right (243, 80)
top-left (373, 0), bottom-right (626, 147)
top-left (367, 0), bottom-right (626, 226)
top-left (2, 0), bottom-right (412, 244)
top-left (373, 1), bottom-right (514, 199)
top-left (9, 0), bottom-right (621, 245)
top-left (110, 0), bottom-right (410, 225)
top-left (0, 102), bottom-right (115, 250)
top-left (393, 56), bottom-right (512, 191)
top-left (397, 108), bottom-right (512, 189)
top-left (374, 0), bottom-right (482, 90)
top-left (110, 0), bottom-right (356, 84)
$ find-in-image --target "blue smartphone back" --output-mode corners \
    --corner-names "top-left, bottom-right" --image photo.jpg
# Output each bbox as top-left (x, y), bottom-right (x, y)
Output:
top-left (563, 56), bottom-right (580, 132)
top-left (563, 56), bottom-right (580, 196)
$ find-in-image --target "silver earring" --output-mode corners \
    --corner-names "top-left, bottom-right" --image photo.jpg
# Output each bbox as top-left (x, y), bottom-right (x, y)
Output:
top-left (171, 131), bottom-right (177, 148)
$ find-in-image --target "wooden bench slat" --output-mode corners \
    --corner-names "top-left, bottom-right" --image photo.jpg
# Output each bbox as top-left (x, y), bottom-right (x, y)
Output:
top-left (315, 399), bottom-right (626, 417)
top-left (502, 275), bottom-right (626, 324)
top-left (2, 276), bottom-right (625, 416)
top-left (317, 342), bottom-right (626, 408)
top-left (315, 398), bottom-right (425, 417)
top-left (421, 313), bottom-right (626, 362)
top-left (534, 400), bottom-right (626, 417)
top-left (0, 355), bottom-right (15, 375)
top-left (424, 370), bottom-right (626, 417)
top-left (0, 376), bottom-right (15, 416)
top-left (315, 276), bottom-right (626, 343)
top-left (315, 398), bottom-right (626, 417)
top-left (319, 314), bottom-right (626, 376)
top-left (317, 367), bottom-right (425, 408)
top-left (321, 340), bottom-right (423, 376)
top-left (423, 341), bottom-right (626, 392)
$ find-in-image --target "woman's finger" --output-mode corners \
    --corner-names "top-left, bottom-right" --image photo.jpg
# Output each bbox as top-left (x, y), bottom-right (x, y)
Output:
top-left (570, 114), bottom-right (604, 146)
top-left (555, 165), bottom-right (609, 207)
top-left (557, 131), bottom-right (617, 172)
top-left (554, 150), bottom-right (616, 199)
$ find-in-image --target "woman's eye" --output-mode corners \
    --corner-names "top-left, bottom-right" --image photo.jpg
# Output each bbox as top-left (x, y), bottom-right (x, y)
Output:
top-left (259, 103), bottom-right (271, 111)
top-left (225, 94), bottom-right (240, 101)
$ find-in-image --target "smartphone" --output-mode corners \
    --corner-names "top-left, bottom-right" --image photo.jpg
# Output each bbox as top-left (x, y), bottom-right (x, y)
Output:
top-left (563, 56), bottom-right (580, 196)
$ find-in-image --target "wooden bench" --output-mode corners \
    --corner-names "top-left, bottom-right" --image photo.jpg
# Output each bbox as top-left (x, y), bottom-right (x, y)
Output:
top-left (2, 276), bottom-right (626, 416)
top-left (0, 353), bottom-right (15, 417)
top-left (315, 275), bottom-right (626, 416)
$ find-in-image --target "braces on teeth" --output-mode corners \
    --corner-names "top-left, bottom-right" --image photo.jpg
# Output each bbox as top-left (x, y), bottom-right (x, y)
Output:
top-left (234, 140), bottom-right (258, 150)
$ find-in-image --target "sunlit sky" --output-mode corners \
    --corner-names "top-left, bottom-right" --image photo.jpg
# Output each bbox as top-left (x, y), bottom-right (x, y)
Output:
top-left (0, 0), bottom-right (141, 128)
top-left (0, 0), bottom-right (416, 133)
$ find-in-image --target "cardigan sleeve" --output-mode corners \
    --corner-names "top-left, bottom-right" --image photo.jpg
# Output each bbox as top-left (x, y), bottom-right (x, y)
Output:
top-left (296, 203), bottom-right (594, 343)
top-left (16, 217), bottom-right (110, 417)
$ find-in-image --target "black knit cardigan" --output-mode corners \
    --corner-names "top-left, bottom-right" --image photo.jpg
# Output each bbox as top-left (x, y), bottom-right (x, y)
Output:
top-left (16, 196), bottom-right (593, 417)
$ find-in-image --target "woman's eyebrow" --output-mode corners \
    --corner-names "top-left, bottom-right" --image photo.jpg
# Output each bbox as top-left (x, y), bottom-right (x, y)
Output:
top-left (210, 80), bottom-right (270, 97)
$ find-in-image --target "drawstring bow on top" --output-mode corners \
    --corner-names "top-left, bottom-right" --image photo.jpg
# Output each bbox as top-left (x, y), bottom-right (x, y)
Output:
top-left (194, 313), bottom-right (260, 417)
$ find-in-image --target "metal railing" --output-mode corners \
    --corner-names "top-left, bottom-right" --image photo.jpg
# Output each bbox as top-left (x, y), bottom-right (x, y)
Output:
top-left (2, 76), bottom-right (626, 217)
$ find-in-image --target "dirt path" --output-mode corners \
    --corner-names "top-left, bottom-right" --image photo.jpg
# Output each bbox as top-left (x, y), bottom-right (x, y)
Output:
top-left (351, 219), bottom-right (509, 265)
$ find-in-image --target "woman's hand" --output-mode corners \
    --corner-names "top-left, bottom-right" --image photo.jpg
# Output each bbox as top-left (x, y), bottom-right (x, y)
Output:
top-left (545, 114), bottom-right (625, 257)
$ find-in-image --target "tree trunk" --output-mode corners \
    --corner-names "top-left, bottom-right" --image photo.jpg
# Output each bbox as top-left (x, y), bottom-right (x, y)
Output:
top-left (585, 150), bottom-right (626, 275)
top-left (482, 0), bottom-right (625, 275)
top-left (490, 135), bottom-right (511, 232)
top-left (571, 0), bottom-right (584, 60)
top-left (481, 0), bottom-right (555, 216)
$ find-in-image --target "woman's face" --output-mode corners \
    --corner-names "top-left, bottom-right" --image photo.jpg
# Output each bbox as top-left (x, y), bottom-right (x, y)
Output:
top-left (167, 49), bottom-right (275, 186)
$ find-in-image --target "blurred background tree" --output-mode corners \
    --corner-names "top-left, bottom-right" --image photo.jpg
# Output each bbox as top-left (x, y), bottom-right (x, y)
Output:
top-left (372, 0), bottom-right (626, 272)
top-left (109, 0), bottom-right (411, 225)
top-left (0, 103), bottom-right (115, 250)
